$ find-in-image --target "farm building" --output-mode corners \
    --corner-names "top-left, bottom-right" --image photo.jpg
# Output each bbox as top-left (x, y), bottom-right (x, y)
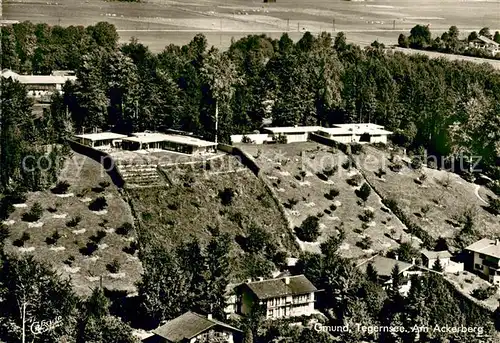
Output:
top-left (469, 35), bottom-right (500, 55)
top-left (1, 69), bottom-right (76, 97)
top-left (122, 132), bottom-right (217, 154)
top-left (318, 123), bottom-right (393, 144)
top-left (263, 126), bottom-right (321, 143)
top-left (73, 132), bottom-right (128, 151)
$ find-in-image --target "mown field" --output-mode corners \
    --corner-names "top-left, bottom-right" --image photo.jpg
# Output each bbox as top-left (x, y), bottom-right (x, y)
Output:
top-left (2, 153), bottom-right (142, 297)
top-left (238, 142), bottom-right (410, 259)
top-left (3, 0), bottom-right (500, 51)
top-left (127, 154), bottom-right (299, 280)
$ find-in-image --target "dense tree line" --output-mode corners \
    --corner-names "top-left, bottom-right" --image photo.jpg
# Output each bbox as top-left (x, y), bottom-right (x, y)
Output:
top-left (399, 25), bottom-right (500, 59)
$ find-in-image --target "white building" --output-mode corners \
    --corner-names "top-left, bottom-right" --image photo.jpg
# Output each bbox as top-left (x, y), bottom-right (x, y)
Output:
top-left (122, 132), bottom-right (217, 155)
top-left (73, 132), bottom-right (128, 151)
top-left (236, 275), bottom-right (318, 320)
top-left (421, 250), bottom-right (464, 273)
top-left (263, 126), bottom-right (322, 144)
top-left (1, 69), bottom-right (77, 97)
top-left (469, 35), bottom-right (500, 55)
top-left (318, 123), bottom-right (393, 144)
top-left (465, 238), bottom-right (500, 284)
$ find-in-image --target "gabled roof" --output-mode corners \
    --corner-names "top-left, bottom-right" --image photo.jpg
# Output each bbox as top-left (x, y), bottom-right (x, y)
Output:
top-left (153, 312), bottom-right (241, 342)
top-left (357, 255), bottom-right (413, 278)
top-left (465, 238), bottom-right (500, 259)
top-left (244, 275), bottom-right (318, 300)
top-left (421, 250), bottom-right (452, 260)
top-left (476, 35), bottom-right (500, 46)
top-left (1, 69), bottom-right (76, 84)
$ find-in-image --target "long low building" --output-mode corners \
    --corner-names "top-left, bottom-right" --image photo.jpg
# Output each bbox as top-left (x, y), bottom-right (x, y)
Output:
top-left (263, 126), bottom-right (322, 143)
top-left (1, 69), bottom-right (77, 97)
top-left (121, 132), bottom-right (217, 154)
top-left (73, 132), bottom-right (128, 150)
top-left (318, 123), bottom-right (393, 144)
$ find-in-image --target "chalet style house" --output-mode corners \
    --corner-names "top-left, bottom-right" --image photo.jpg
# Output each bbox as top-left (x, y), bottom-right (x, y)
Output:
top-left (465, 238), bottom-right (500, 284)
top-left (234, 275), bottom-right (319, 319)
top-left (143, 311), bottom-right (241, 343)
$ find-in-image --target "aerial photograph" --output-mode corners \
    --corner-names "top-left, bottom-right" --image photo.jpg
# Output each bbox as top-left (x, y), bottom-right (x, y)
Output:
top-left (0, 0), bottom-right (499, 341)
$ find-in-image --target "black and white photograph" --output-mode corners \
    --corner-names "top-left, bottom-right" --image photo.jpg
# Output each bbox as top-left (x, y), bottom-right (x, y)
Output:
top-left (0, 0), bottom-right (499, 341)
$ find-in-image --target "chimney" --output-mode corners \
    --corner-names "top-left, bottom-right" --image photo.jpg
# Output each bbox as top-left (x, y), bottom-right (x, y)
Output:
top-left (284, 277), bottom-right (290, 285)
top-left (412, 258), bottom-right (416, 265)
top-left (496, 239), bottom-right (499, 246)
top-left (395, 254), bottom-right (399, 261)
top-left (207, 314), bottom-right (212, 320)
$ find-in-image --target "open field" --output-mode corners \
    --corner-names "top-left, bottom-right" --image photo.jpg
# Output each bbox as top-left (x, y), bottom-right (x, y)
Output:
top-left (127, 154), bottom-right (299, 280)
top-left (358, 145), bottom-right (500, 249)
top-left (3, 0), bottom-right (500, 52)
top-left (2, 153), bottom-right (142, 297)
top-left (237, 142), bottom-right (411, 259)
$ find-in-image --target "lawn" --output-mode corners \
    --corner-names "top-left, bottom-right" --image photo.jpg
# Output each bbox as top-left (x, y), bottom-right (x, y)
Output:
top-left (237, 142), bottom-right (409, 259)
top-left (127, 154), bottom-right (298, 280)
top-left (2, 152), bottom-right (142, 297)
top-left (358, 145), bottom-right (500, 250)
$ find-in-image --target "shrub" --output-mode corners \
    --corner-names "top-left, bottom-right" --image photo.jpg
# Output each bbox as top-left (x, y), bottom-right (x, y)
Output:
top-left (284, 198), bottom-right (298, 209)
top-left (46, 230), bottom-right (61, 245)
top-left (342, 160), bottom-right (352, 170)
top-left (51, 181), bottom-right (71, 194)
top-left (5, 191), bottom-right (27, 204)
top-left (355, 183), bottom-right (371, 203)
top-left (299, 170), bottom-right (307, 180)
top-left (116, 222), bottom-right (133, 236)
top-left (47, 206), bottom-right (57, 213)
top-left (330, 204), bottom-right (337, 211)
top-left (99, 181), bottom-right (110, 188)
top-left (13, 232), bottom-right (31, 247)
top-left (489, 196), bottom-right (500, 215)
top-left (359, 209), bottom-right (375, 222)
top-left (89, 196), bottom-right (108, 211)
top-left (79, 242), bottom-right (98, 256)
top-left (346, 174), bottom-right (363, 187)
top-left (375, 168), bottom-right (387, 178)
top-left (275, 135), bottom-right (287, 144)
top-left (90, 230), bottom-right (107, 244)
top-left (316, 172), bottom-right (328, 182)
top-left (167, 202), bottom-right (179, 211)
top-left (107, 259), bottom-right (121, 273)
top-left (218, 188), bottom-right (235, 206)
top-left (22, 202), bottom-right (44, 222)
top-left (241, 135), bottom-right (253, 143)
top-left (64, 255), bottom-right (75, 266)
top-left (123, 240), bottom-right (139, 255)
top-left (324, 188), bottom-right (340, 200)
top-left (350, 143), bottom-right (363, 155)
top-left (323, 165), bottom-right (338, 177)
top-left (295, 216), bottom-right (321, 242)
top-left (356, 236), bottom-right (373, 250)
top-left (471, 286), bottom-right (497, 300)
top-left (66, 216), bottom-right (81, 228)
top-left (390, 163), bottom-right (403, 172)
top-left (411, 156), bottom-right (423, 170)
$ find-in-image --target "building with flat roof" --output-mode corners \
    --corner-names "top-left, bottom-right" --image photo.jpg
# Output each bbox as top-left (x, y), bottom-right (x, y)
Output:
top-left (263, 126), bottom-right (321, 143)
top-left (318, 124), bottom-right (393, 144)
top-left (1, 69), bottom-right (77, 97)
top-left (122, 132), bottom-right (217, 155)
top-left (465, 238), bottom-right (500, 284)
top-left (73, 132), bottom-right (128, 151)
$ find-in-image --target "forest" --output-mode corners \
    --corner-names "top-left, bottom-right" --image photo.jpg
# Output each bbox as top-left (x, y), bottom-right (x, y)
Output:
top-left (398, 25), bottom-right (500, 60)
top-left (1, 21), bottom-right (500, 342)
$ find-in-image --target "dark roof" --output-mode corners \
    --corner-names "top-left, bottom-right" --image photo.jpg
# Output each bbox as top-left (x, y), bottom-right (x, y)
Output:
top-left (357, 255), bottom-right (413, 278)
top-left (152, 312), bottom-right (241, 342)
top-left (245, 275), bottom-right (318, 300)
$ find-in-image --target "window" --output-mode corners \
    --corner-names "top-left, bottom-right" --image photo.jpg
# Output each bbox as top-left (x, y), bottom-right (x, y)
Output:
top-left (479, 254), bottom-right (485, 259)
top-left (475, 263), bottom-right (483, 270)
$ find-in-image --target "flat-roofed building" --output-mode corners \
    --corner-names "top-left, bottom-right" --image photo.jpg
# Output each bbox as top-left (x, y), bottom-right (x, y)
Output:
top-left (73, 132), bottom-right (128, 151)
top-left (263, 126), bottom-right (321, 143)
top-left (1, 69), bottom-right (77, 97)
top-left (122, 132), bottom-right (217, 155)
top-left (318, 123), bottom-right (393, 144)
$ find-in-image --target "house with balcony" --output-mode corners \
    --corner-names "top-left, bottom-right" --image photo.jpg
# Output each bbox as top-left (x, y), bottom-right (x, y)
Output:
top-left (142, 311), bottom-right (242, 343)
top-left (465, 238), bottom-right (500, 284)
top-left (421, 250), bottom-right (464, 273)
top-left (236, 275), bottom-right (319, 319)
